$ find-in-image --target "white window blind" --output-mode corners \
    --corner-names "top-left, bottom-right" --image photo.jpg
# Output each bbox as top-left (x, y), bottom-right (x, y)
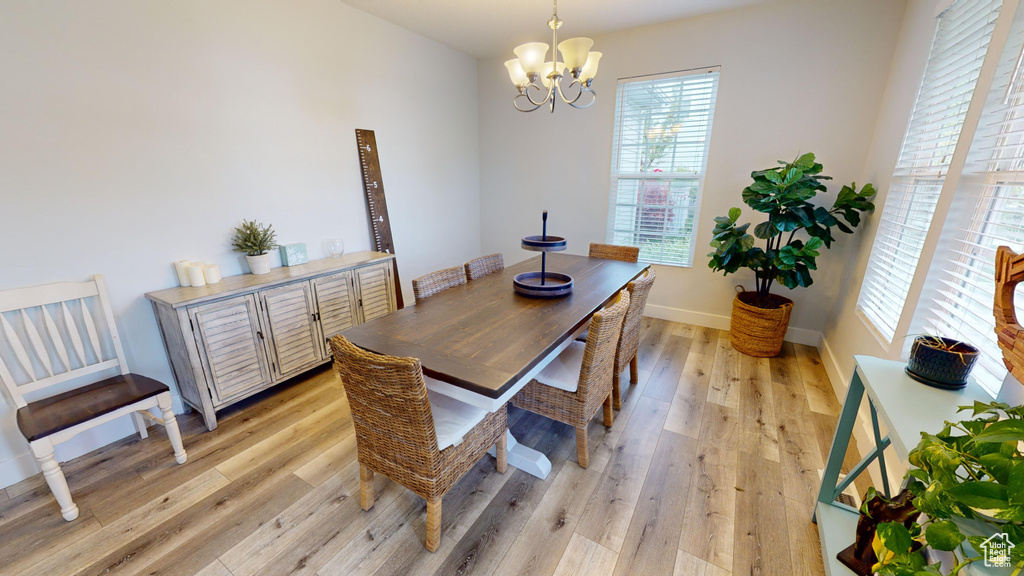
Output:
top-left (924, 12), bottom-right (1024, 394)
top-left (857, 0), bottom-right (1001, 343)
top-left (607, 67), bottom-right (719, 267)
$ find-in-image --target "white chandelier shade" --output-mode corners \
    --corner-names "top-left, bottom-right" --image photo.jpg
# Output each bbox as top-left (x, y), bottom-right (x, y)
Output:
top-left (505, 1), bottom-right (599, 112)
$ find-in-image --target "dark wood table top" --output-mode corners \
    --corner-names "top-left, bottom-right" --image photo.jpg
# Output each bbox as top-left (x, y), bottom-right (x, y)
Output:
top-left (341, 253), bottom-right (649, 399)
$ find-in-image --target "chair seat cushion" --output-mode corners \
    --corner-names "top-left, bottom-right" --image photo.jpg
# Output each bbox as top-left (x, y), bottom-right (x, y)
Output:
top-left (16, 373), bottom-right (168, 442)
top-left (424, 380), bottom-right (488, 450)
top-left (534, 341), bottom-right (586, 393)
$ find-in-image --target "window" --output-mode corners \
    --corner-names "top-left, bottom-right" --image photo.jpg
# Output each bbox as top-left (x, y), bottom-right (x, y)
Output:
top-left (923, 9), bottom-right (1024, 394)
top-left (606, 67), bottom-right (719, 267)
top-left (856, 0), bottom-right (1001, 342)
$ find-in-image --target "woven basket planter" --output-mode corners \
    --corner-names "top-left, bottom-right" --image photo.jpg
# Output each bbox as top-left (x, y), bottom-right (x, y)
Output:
top-left (729, 290), bottom-right (793, 358)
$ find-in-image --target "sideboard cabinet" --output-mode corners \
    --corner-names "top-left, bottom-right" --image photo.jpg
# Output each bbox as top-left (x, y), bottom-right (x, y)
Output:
top-left (146, 251), bottom-right (396, 429)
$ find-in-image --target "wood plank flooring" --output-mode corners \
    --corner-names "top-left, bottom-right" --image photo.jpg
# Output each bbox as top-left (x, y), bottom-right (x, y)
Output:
top-left (0, 319), bottom-right (870, 576)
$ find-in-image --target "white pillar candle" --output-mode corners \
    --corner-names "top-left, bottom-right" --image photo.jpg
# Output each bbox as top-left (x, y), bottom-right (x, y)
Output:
top-left (187, 264), bottom-right (207, 287)
top-left (174, 260), bottom-right (192, 287)
top-left (203, 264), bottom-right (221, 284)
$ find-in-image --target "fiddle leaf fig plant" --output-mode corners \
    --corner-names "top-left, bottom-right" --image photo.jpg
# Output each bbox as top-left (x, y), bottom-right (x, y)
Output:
top-left (708, 153), bottom-right (876, 307)
top-left (870, 401), bottom-right (1024, 575)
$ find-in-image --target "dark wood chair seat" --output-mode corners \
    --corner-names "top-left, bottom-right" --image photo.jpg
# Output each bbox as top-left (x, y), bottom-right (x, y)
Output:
top-left (17, 374), bottom-right (168, 441)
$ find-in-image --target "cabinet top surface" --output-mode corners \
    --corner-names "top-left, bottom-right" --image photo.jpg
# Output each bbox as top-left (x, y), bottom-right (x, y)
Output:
top-left (853, 354), bottom-right (994, 460)
top-left (146, 251), bottom-right (394, 309)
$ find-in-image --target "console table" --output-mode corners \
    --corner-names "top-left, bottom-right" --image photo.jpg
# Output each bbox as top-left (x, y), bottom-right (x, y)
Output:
top-left (815, 355), bottom-right (996, 575)
top-left (146, 251), bottom-right (396, 430)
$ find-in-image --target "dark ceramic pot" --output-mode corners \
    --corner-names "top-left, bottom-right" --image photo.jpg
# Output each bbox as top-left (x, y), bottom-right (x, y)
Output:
top-left (906, 336), bottom-right (980, 389)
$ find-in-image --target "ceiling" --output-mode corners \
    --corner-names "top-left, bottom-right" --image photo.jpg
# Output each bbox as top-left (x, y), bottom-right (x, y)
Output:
top-left (338, 0), bottom-right (771, 59)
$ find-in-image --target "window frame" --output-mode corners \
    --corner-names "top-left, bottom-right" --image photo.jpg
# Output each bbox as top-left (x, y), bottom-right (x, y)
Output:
top-left (606, 66), bottom-right (720, 268)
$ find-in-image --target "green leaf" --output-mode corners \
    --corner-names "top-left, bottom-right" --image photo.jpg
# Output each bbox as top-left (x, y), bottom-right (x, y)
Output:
top-left (794, 152), bottom-right (816, 169)
top-left (804, 236), bottom-right (824, 251)
top-left (877, 522), bottom-right (915, 554)
top-left (728, 207), bottom-right (741, 222)
top-left (1010, 461), bottom-right (1024, 505)
top-left (945, 481), bottom-right (1009, 510)
top-left (764, 170), bottom-right (783, 184)
top-left (979, 453), bottom-right (1014, 485)
top-left (972, 419), bottom-right (1024, 443)
top-left (753, 221), bottom-right (776, 239)
top-left (924, 520), bottom-right (964, 551)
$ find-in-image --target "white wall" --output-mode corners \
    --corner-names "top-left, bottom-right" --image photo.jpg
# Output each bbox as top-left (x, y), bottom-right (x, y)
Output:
top-left (820, 0), bottom-right (940, 389)
top-left (477, 0), bottom-right (906, 343)
top-left (0, 0), bottom-right (481, 487)
top-left (815, 0), bottom-right (938, 488)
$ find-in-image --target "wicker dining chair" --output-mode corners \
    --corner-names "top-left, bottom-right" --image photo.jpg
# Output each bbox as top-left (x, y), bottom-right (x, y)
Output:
top-left (589, 243), bottom-right (640, 263)
top-left (512, 290), bottom-right (630, 468)
top-left (464, 253), bottom-right (504, 281)
top-left (330, 335), bottom-right (507, 552)
top-left (412, 265), bottom-right (467, 301)
top-left (609, 269), bottom-right (656, 409)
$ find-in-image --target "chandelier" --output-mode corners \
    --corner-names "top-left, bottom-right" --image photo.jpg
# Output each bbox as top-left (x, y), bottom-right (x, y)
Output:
top-left (504, 0), bottom-right (601, 113)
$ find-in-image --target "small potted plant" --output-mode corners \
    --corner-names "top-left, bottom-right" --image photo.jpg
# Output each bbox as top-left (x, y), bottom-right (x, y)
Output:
top-left (868, 401), bottom-right (1024, 574)
top-left (906, 336), bottom-right (980, 390)
top-left (231, 219), bottom-right (277, 275)
top-left (708, 153), bottom-right (875, 357)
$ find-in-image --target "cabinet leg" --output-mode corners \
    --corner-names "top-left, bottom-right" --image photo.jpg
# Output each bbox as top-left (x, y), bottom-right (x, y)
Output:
top-left (814, 369), bottom-right (865, 522)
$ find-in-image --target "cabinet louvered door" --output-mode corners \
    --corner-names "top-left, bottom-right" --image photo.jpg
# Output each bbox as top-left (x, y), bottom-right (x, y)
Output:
top-left (260, 283), bottom-right (322, 379)
top-left (312, 272), bottom-right (357, 356)
top-left (354, 262), bottom-right (395, 323)
top-left (190, 295), bottom-right (272, 406)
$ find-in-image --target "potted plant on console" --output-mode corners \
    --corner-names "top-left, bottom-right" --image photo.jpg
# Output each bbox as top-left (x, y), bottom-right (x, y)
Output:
top-left (866, 401), bottom-right (1024, 575)
top-left (708, 153), bottom-right (875, 357)
top-left (231, 219), bottom-right (277, 275)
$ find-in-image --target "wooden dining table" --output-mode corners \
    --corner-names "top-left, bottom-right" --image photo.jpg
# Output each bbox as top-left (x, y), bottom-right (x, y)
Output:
top-left (341, 252), bottom-right (649, 478)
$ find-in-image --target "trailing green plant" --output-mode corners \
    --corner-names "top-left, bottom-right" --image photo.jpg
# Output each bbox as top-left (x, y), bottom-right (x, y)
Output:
top-left (230, 219), bottom-right (277, 256)
top-left (707, 153), bottom-right (876, 308)
top-left (869, 401), bottom-right (1024, 575)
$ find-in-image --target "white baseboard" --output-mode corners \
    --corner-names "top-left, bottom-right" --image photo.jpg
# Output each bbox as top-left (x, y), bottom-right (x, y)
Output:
top-left (643, 304), bottom-right (822, 346)
top-left (0, 452), bottom-right (39, 489)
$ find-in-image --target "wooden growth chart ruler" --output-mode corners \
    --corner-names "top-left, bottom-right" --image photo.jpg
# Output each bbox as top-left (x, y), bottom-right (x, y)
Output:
top-left (355, 129), bottom-right (404, 308)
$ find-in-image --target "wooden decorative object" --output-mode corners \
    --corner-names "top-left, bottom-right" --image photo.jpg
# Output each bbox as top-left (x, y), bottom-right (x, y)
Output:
top-left (995, 246), bottom-right (1024, 381)
top-left (355, 129), bottom-right (405, 309)
top-left (836, 489), bottom-right (918, 575)
top-left (513, 211), bottom-right (574, 298)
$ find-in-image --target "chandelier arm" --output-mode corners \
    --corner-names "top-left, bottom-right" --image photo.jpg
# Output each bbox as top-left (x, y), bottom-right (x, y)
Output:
top-left (566, 86), bottom-right (597, 109)
top-left (556, 78), bottom-right (583, 105)
top-left (523, 82), bottom-right (555, 107)
top-left (514, 94), bottom-right (545, 113)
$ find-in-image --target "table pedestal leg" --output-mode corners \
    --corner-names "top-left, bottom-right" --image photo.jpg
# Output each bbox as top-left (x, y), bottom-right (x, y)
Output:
top-left (488, 430), bottom-right (551, 479)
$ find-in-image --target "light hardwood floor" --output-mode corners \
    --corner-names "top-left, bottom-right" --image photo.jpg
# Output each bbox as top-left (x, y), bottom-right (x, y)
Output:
top-left (0, 318), bottom-right (871, 576)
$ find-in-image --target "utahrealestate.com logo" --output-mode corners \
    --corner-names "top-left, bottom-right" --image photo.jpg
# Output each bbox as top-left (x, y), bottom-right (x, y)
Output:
top-left (980, 533), bottom-right (1015, 568)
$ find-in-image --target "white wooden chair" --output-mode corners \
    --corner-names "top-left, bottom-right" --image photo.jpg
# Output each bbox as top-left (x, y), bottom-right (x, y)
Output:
top-left (0, 275), bottom-right (187, 521)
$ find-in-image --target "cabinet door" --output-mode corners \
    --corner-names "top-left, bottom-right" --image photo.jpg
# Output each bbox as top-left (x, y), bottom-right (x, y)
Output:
top-left (312, 271), bottom-right (357, 355)
top-left (354, 262), bottom-right (395, 323)
top-left (190, 295), bottom-right (272, 406)
top-left (260, 282), bottom-right (322, 379)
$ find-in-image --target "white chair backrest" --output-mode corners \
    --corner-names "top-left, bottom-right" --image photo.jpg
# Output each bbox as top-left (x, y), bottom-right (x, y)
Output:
top-left (0, 275), bottom-right (127, 408)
